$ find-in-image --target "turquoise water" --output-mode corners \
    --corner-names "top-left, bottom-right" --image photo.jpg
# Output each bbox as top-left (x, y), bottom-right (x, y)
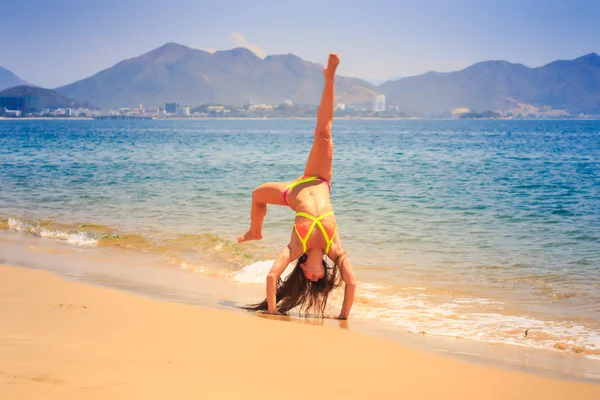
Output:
top-left (1, 119), bottom-right (599, 358)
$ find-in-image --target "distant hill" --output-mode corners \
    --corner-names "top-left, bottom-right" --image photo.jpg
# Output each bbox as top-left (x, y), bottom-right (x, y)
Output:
top-left (56, 43), bottom-right (381, 109)
top-left (527, 53), bottom-right (600, 114)
top-left (379, 53), bottom-right (600, 116)
top-left (0, 85), bottom-right (88, 110)
top-left (0, 67), bottom-right (28, 91)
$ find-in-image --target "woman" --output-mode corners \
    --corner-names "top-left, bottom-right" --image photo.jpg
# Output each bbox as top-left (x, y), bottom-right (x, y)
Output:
top-left (238, 53), bottom-right (356, 320)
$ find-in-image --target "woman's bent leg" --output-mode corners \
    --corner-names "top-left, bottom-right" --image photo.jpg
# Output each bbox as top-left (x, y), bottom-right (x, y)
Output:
top-left (237, 181), bottom-right (290, 243)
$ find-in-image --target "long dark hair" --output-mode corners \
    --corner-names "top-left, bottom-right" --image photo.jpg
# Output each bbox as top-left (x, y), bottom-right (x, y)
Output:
top-left (243, 254), bottom-right (342, 317)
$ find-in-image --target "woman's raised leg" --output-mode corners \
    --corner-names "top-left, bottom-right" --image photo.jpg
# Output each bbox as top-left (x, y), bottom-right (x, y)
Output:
top-left (303, 53), bottom-right (340, 183)
top-left (237, 181), bottom-right (290, 243)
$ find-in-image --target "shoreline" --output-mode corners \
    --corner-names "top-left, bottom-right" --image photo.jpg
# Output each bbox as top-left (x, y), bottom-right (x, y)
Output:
top-left (1, 262), bottom-right (600, 399)
top-left (2, 116), bottom-right (599, 121)
top-left (0, 117), bottom-right (94, 120)
top-left (2, 223), bottom-right (600, 382)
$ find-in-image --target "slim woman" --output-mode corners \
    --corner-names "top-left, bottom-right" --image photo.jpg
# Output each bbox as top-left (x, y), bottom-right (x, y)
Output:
top-left (238, 53), bottom-right (356, 319)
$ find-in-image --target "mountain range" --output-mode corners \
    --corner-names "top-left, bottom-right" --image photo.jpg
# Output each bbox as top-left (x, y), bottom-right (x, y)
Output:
top-left (2, 44), bottom-right (599, 116)
top-left (55, 43), bottom-right (380, 110)
top-left (379, 53), bottom-right (600, 116)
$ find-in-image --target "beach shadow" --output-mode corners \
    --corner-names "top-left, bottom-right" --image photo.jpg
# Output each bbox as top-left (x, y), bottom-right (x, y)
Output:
top-left (218, 300), bottom-right (240, 309)
top-left (217, 300), bottom-right (349, 329)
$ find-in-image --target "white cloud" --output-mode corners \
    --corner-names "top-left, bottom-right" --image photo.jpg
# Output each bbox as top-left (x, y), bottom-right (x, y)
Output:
top-left (189, 32), bottom-right (266, 57)
top-left (229, 32), bottom-right (266, 58)
top-left (191, 46), bottom-right (216, 54)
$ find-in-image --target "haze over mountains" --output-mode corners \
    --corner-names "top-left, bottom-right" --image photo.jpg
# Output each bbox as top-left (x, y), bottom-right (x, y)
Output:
top-left (3, 43), bottom-right (600, 116)
top-left (0, 67), bottom-right (28, 91)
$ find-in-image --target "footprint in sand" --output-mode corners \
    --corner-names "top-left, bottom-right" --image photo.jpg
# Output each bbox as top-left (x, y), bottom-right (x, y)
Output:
top-left (54, 303), bottom-right (89, 309)
top-left (0, 371), bottom-right (63, 384)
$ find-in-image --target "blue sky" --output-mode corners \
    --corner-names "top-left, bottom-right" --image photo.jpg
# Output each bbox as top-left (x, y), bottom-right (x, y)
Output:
top-left (1, 0), bottom-right (599, 88)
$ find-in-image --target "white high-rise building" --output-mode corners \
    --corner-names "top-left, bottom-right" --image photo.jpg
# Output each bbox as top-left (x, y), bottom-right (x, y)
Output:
top-left (373, 95), bottom-right (386, 112)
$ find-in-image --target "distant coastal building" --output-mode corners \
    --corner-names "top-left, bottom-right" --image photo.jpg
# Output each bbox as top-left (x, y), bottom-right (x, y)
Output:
top-left (0, 95), bottom-right (40, 113)
top-left (451, 108), bottom-right (470, 117)
top-left (251, 104), bottom-right (274, 110)
top-left (243, 97), bottom-right (253, 107)
top-left (1, 108), bottom-right (21, 117)
top-left (373, 95), bottom-right (386, 112)
top-left (165, 102), bottom-right (179, 114)
top-left (335, 103), bottom-right (346, 111)
top-left (178, 106), bottom-right (190, 117)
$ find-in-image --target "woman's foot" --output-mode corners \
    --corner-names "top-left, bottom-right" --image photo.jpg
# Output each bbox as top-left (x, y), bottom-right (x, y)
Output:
top-left (323, 53), bottom-right (340, 80)
top-left (237, 230), bottom-right (263, 243)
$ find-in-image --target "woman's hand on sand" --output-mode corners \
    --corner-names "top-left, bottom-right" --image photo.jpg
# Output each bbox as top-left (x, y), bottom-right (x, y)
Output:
top-left (324, 314), bottom-right (348, 320)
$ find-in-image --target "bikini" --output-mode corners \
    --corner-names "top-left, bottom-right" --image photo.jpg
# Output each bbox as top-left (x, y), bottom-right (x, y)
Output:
top-left (283, 176), bottom-right (337, 253)
top-left (282, 176), bottom-right (331, 206)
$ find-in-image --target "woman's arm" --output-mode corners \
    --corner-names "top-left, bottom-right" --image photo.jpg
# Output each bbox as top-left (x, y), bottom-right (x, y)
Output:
top-left (329, 236), bottom-right (357, 319)
top-left (336, 252), bottom-right (356, 319)
top-left (266, 245), bottom-right (294, 314)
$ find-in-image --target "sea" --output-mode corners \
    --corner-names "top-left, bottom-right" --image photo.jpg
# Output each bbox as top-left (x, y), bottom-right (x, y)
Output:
top-left (1, 119), bottom-right (599, 379)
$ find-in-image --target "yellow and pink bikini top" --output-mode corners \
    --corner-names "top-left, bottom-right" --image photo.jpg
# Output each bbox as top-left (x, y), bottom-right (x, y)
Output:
top-left (294, 211), bottom-right (338, 253)
top-left (283, 176), bottom-right (337, 253)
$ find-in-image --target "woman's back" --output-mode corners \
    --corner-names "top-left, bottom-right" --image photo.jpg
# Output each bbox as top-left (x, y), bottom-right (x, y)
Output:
top-left (288, 180), bottom-right (334, 217)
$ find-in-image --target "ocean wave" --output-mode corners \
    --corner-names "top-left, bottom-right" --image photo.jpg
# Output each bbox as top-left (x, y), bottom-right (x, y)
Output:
top-left (2, 216), bottom-right (266, 267)
top-left (233, 260), bottom-right (294, 284)
top-left (7, 217), bottom-right (99, 246)
top-left (350, 286), bottom-right (600, 360)
top-left (40, 228), bottom-right (98, 246)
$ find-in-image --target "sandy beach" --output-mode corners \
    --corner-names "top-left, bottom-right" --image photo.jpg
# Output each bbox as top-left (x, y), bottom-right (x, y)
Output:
top-left (0, 263), bottom-right (599, 399)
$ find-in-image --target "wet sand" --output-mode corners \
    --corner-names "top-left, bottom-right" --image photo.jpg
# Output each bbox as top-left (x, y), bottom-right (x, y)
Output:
top-left (1, 263), bottom-right (599, 400)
